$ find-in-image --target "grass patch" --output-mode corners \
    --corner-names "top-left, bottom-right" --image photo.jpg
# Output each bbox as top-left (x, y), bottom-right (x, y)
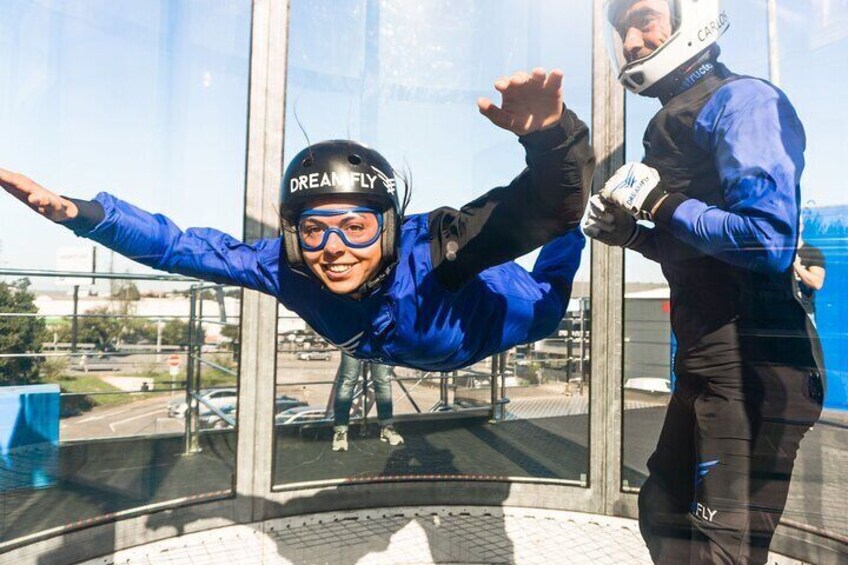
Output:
top-left (47, 374), bottom-right (151, 411)
top-left (40, 351), bottom-right (237, 416)
top-left (129, 353), bottom-right (238, 389)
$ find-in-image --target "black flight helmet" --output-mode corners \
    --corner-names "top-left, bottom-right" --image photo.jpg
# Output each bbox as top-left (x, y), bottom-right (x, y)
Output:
top-left (280, 140), bottom-right (401, 270)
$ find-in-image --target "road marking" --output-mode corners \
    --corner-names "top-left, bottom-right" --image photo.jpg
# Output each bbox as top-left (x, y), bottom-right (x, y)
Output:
top-left (109, 408), bottom-right (167, 432)
top-left (77, 415), bottom-right (107, 423)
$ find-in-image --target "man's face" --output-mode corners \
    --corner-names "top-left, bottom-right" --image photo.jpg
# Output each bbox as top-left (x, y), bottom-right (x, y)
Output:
top-left (300, 199), bottom-right (384, 295)
top-left (614, 0), bottom-right (674, 63)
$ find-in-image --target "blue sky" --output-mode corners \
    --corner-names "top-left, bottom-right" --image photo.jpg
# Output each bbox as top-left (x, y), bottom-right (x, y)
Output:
top-left (0, 0), bottom-right (846, 287)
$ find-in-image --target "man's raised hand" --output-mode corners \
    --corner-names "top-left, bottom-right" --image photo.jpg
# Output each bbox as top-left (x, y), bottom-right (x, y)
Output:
top-left (0, 168), bottom-right (78, 222)
top-left (477, 68), bottom-right (564, 136)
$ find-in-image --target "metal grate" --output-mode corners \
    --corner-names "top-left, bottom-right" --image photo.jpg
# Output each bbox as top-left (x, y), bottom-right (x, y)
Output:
top-left (74, 506), bottom-right (811, 565)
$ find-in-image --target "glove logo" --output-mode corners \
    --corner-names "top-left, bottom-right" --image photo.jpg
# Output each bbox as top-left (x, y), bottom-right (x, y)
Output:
top-left (614, 165), bottom-right (650, 209)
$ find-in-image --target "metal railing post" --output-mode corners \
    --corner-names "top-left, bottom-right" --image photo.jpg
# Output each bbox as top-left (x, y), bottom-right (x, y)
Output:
top-left (183, 285), bottom-right (201, 454)
top-left (70, 285), bottom-right (80, 353)
top-left (498, 351), bottom-right (508, 419)
top-left (359, 361), bottom-right (369, 436)
top-left (489, 355), bottom-right (499, 422)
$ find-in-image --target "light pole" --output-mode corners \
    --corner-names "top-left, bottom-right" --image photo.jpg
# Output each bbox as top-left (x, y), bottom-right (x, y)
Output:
top-left (767, 0), bottom-right (781, 87)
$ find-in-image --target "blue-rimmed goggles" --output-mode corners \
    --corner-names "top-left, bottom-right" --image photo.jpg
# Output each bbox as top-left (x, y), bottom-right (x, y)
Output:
top-left (297, 207), bottom-right (384, 251)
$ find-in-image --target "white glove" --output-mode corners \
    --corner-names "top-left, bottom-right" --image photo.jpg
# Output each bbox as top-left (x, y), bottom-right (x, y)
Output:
top-left (581, 194), bottom-right (640, 248)
top-left (600, 162), bottom-right (665, 220)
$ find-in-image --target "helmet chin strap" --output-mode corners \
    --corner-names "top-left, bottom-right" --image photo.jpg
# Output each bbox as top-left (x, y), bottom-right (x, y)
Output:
top-left (353, 259), bottom-right (398, 298)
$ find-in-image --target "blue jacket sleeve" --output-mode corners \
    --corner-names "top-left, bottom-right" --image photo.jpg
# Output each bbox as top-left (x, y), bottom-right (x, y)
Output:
top-left (77, 193), bottom-right (283, 296)
top-left (653, 79), bottom-right (804, 273)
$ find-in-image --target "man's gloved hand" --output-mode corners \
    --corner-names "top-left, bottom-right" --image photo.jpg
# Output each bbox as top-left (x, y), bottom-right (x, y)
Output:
top-left (599, 162), bottom-right (666, 221)
top-left (581, 194), bottom-right (640, 248)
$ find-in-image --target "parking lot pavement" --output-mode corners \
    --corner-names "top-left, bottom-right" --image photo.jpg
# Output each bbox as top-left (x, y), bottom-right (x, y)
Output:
top-left (60, 393), bottom-right (183, 441)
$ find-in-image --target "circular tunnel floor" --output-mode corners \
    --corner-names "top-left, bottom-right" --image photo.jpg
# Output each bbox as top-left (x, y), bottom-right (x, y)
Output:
top-left (76, 506), bottom-right (806, 564)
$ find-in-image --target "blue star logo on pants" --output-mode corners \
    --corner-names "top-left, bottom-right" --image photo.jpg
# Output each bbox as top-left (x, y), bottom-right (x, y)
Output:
top-left (691, 459), bottom-right (720, 514)
top-left (696, 459), bottom-right (720, 486)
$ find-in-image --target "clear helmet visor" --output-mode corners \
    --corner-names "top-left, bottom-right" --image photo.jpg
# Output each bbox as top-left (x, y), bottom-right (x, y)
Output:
top-left (604, 0), bottom-right (681, 78)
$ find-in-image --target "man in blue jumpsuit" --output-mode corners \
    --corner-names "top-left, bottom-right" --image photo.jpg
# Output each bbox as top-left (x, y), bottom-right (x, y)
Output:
top-left (1, 68), bottom-right (591, 375)
top-left (584, 1), bottom-right (824, 563)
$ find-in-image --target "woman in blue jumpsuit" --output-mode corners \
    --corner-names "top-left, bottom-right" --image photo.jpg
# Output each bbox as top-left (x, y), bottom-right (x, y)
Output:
top-left (1, 68), bottom-right (591, 375)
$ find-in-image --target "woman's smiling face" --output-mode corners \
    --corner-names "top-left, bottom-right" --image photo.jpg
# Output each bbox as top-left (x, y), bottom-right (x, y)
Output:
top-left (299, 199), bottom-right (384, 294)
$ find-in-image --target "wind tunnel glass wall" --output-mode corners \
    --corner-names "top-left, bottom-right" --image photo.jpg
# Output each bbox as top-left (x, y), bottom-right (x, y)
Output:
top-left (0, 1), bottom-right (251, 546)
top-left (273, 0), bottom-right (592, 488)
top-left (621, 0), bottom-right (848, 543)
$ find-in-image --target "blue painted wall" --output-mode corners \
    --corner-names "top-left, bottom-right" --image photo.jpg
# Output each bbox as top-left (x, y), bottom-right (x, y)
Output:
top-left (803, 205), bottom-right (848, 410)
top-left (0, 384), bottom-right (60, 491)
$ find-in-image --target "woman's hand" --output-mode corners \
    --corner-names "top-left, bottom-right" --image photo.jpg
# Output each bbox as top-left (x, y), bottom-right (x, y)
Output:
top-left (0, 168), bottom-right (78, 222)
top-left (477, 68), bottom-right (564, 136)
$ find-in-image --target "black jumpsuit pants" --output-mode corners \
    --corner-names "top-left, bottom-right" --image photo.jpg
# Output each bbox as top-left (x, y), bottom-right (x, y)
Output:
top-left (638, 263), bottom-right (825, 564)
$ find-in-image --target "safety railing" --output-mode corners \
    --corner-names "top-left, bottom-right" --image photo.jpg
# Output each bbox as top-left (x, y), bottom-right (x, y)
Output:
top-left (0, 269), bottom-right (240, 449)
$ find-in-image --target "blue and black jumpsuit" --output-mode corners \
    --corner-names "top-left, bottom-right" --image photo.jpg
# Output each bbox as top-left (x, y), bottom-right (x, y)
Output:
top-left (628, 62), bottom-right (824, 564)
top-left (61, 107), bottom-right (592, 373)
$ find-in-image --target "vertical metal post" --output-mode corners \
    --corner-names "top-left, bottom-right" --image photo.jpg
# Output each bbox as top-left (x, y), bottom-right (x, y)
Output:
top-left (196, 289), bottom-right (205, 391)
top-left (236, 0), bottom-right (289, 524)
top-left (767, 0), bottom-right (781, 87)
top-left (439, 372), bottom-right (449, 408)
top-left (498, 351), bottom-right (507, 419)
top-left (566, 319), bottom-right (574, 385)
top-left (592, 0), bottom-right (627, 516)
top-left (183, 285), bottom-right (200, 455)
top-left (156, 318), bottom-right (163, 364)
top-left (359, 361), bottom-right (369, 436)
top-left (70, 284), bottom-right (79, 353)
top-left (489, 354), bottom-right (499, 422)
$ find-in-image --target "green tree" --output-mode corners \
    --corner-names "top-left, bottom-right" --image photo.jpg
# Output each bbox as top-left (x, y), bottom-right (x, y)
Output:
top-left (161, 319), bottom-right (205, 348)
top-left (0, 278), bottom-right (47, 385)
top-left (56, 306), bottom-right (121, 351)
top-left (220, 323), bottom-right (240, 349)
top-left (113, 282), bottom-right (141, 302)
top-left (121, 317), bottom-right (157, 344)
top-left (56, 306), bottom-right (157, 348)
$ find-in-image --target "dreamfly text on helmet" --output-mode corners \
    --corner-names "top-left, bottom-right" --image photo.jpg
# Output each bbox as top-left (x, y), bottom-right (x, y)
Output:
top-left (290, 171), bottom-right (382, 193)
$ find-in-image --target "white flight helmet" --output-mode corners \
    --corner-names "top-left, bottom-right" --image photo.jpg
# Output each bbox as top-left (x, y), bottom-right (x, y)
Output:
top-left (604, 0), bottom-right (729, 95)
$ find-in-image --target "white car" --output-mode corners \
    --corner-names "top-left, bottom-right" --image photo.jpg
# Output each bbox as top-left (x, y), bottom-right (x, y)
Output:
top-left (297, 351), bottom-right (331, 361)
top-left (199, 407), bottom-right (237, 429)
top-left (623, 378), bottom-right (672, 395)
top-left (167, 388), bottom-right (238, 418)
top-left (274, 406), bottom-right (329, 425)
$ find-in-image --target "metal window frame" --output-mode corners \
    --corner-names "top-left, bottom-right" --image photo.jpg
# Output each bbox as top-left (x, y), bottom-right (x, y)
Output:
top-left (255, 0), bottom-right (612, 520)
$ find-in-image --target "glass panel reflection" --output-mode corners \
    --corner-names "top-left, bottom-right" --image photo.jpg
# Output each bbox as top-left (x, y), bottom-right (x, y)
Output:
top-left (0, 0), bottom-right (251, 544)
top-left (274, 0), bottom-right (592, 488)
top-left (619, 0), bottom-right (848, 551)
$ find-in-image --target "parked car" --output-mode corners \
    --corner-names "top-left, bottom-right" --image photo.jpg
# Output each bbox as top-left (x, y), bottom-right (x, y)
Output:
top-left (275, 394), bottom-right (307, 414)
top-left (199, 395), bottom-right (306, 429)
top-left (297, 351), bottom-right (331, 361)
top-left (623, 377), bottom-right (672, 395)
top-left (199, 405), bottom-right (237, 429)
top-left (274, 406), bottom-right (329, 426)
top-left (167, 387), bottom-right (238, 418)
